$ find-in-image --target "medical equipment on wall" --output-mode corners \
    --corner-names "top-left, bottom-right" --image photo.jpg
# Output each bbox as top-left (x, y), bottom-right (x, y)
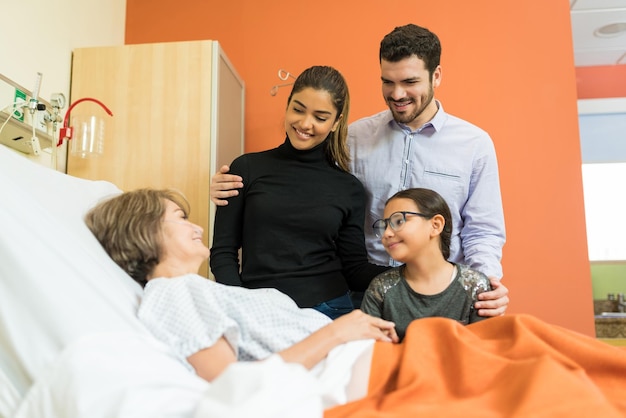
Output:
top-left (0, 72), bottom-right (113, 172)
top-left (0, 72), bottom-right (50, 157)
top-left (28, 72), bottom-right (43, 115)
top-left (269, 69), bottom-right (296, 96)
top-left (58, 97), bottom-right (113, 158)
top-left (43, 93), bottom-right (67, 170)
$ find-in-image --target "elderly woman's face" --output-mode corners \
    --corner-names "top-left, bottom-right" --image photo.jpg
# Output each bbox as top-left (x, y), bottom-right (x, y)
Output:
top-left (159, 199), bottom-right (210, 271)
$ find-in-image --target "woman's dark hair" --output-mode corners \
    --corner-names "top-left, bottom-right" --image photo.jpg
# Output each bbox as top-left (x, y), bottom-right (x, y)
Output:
top-left (287, 65), bottom-right (351, 171)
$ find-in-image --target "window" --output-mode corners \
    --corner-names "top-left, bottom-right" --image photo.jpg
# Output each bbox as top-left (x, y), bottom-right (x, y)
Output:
top-left (579, 98), bottom-right (626, 261)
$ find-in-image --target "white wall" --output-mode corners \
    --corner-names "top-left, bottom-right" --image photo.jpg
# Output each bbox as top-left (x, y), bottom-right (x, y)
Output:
top-left (0, 0), bottom-right (126, 170)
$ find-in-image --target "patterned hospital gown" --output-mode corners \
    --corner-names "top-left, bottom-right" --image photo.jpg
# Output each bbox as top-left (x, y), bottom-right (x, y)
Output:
top-left (138, 274), bottom-right (332, 369)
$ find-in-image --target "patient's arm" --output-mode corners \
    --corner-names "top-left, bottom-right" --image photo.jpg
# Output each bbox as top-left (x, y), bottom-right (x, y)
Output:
top-left (188, 311), bottom-right (397, 382)
top-left (278, 310), bottom-right (398, 370)
top-left (187, 337), bottom-right (237, 382)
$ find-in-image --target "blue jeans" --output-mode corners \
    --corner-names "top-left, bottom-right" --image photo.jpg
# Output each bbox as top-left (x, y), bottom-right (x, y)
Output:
top-left (350, 291), bottom-right (365, 309)
top-left (312, 291), bottom-right (354, 319)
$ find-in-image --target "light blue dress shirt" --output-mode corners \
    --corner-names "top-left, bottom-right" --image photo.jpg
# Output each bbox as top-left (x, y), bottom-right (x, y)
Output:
top-left (347, 101), bottom-right (505, 278)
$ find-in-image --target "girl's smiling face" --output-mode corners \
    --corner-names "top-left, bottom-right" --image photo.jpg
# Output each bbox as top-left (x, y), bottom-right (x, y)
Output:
top-left (381, 197), bottom-right (438, 262)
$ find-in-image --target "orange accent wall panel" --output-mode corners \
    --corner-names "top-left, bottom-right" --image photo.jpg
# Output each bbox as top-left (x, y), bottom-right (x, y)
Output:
top-left (576, 64), bottom-right (626, 99)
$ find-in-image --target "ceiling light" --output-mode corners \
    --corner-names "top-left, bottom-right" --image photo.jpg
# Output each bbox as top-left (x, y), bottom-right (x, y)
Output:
top-left (594, 22), bottom-right (626, 38)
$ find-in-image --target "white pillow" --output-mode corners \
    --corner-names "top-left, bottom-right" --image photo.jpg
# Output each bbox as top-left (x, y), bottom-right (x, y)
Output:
top-left (0, 368), bottom-right (20, 418)
top-left (0, 145), bottom-right (148, 410)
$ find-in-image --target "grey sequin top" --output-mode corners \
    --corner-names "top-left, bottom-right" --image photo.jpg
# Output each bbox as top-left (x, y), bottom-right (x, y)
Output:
top-left (360, 264), bottom-right (491, 340)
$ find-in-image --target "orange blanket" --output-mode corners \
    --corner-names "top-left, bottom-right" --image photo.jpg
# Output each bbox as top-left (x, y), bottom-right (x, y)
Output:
top-left (326, 314), bottom-right (626, 418)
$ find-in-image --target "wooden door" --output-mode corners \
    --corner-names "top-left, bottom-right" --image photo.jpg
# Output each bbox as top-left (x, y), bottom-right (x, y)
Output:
top-left (68, 40), bottom-right (215, 277)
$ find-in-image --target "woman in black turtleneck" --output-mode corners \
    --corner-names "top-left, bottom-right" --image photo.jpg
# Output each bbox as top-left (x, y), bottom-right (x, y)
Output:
top-left (210, 66), bottom-right (389, 319)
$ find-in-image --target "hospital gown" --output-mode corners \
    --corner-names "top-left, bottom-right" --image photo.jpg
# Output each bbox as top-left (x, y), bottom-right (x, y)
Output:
top-left (138, 274), bottom-right (332, 370)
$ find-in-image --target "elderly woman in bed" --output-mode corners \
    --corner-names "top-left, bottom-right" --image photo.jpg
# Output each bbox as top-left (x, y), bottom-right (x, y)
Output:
top-left (85, 188), bottom-right (398, 382)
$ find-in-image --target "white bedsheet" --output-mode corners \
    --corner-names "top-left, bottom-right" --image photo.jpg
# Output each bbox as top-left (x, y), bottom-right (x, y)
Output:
top-left (13, 333), bottom-right (373, 418)
top-left (0, 370), bottom-right (20, 418)
top-left (13, 333), bottom-right (209, 418)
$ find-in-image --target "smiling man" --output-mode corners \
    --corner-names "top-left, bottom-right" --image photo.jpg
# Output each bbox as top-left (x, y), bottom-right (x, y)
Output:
top-left (348, 24), bottom-right (507, 314)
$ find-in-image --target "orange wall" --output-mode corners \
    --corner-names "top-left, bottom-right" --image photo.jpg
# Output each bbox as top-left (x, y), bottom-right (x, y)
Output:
top-left (125, 0), bottom-right (595, 336)
top-left (576, 64), bottom-right (626, 98)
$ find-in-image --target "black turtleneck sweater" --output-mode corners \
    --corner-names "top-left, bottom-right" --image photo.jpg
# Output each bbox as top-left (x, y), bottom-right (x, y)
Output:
top-left (210, 138), bottom-right (389, 307)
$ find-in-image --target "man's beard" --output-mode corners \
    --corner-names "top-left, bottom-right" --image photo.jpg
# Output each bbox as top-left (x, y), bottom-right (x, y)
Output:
top-left (388, 87), bottom-right (434, 125)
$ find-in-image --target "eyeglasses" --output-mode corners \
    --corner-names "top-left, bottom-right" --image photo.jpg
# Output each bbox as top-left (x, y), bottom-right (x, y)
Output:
top-left (372, 211), bottom-right (429, 238)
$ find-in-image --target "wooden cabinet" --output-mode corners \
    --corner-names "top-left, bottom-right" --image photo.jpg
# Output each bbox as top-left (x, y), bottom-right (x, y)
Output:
top-left (67, 40), bottom-right (244, 277)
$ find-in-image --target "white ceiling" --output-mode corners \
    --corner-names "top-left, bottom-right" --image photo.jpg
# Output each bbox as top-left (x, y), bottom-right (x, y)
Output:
top-left (571, 0), bottom-right (626, 66)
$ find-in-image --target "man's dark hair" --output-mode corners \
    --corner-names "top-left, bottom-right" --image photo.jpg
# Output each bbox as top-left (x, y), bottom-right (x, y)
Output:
top-left (379, 24), bottom-right (441, 75)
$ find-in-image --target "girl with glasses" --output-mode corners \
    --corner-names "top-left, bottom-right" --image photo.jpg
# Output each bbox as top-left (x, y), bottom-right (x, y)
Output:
top-left (361, 188), bottom-right (492, 340)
